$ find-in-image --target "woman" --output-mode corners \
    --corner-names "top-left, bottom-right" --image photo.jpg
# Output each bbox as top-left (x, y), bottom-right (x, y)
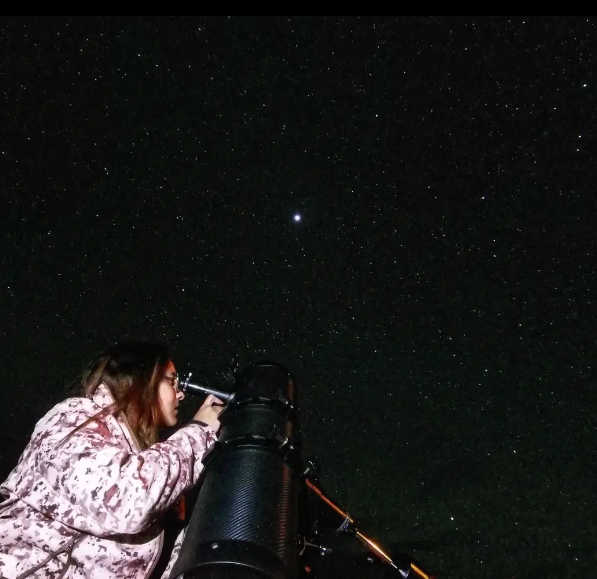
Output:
top-left (0, 342), bottom-right (224, 579)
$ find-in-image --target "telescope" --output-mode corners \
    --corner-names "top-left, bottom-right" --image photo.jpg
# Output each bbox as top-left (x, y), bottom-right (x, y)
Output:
top-left (179, 372), bottom-right (235, 402)
top-left (173, 364), bottom-right (435, 579)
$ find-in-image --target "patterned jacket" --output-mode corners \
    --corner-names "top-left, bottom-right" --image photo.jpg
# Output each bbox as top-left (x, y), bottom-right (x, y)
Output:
top-left (0, 384), bottom-right (217, 579)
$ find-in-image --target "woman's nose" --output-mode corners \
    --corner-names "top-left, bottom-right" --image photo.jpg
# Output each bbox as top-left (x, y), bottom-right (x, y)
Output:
top-left (176, 390), bottom-right (185, 401)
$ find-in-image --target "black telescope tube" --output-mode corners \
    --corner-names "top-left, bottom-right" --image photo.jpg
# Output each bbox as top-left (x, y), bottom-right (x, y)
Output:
top-left (172, 362), bottom-right (302, 579)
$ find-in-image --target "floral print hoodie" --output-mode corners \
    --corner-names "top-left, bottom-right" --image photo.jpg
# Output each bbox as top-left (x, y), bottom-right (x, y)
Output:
top-left (0, 384), bottom-right (217, 579)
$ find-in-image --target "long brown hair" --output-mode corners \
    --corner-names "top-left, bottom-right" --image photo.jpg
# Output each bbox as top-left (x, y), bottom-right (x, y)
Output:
top-left (78, 342), bottom-right (171, 449)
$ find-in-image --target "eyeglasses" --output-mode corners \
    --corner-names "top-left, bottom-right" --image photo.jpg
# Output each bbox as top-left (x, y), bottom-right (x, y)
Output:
top-left (163, 372), bottom-right (180, 391)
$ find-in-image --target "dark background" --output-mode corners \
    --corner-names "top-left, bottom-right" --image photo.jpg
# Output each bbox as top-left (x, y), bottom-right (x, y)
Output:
top-left (1, 17), bottom-right (595, 578)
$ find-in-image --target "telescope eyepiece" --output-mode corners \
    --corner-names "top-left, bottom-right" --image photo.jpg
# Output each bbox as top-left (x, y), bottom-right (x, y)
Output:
top-left (179, 372), bottom-right (234, 402)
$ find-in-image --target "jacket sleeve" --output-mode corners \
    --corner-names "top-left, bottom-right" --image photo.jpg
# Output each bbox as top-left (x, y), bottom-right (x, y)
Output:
top-left (159, 524), bottom-right (186, 579)
top-left (17, 399), bottom-right (217, 537)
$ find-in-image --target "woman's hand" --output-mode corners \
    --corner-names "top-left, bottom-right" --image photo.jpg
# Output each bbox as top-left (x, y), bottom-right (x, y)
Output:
top-left (193, 394), bottom-right (224, 431)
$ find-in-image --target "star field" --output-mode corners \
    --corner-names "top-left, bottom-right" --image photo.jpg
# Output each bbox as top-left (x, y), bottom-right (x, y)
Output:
top-left (0, 17), bottom-right (595, 578)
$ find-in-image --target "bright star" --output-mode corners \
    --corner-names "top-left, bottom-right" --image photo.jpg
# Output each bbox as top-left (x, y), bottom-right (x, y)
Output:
top-left (293, 214), bottom-right (301, 222)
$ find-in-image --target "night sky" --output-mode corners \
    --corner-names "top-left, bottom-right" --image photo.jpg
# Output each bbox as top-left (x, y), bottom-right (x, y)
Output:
top-left (1, 17), bottom-right (595, 579)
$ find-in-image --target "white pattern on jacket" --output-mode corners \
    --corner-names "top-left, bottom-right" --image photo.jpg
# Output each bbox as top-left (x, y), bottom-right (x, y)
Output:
top-left (0, 384), bottom-right (217, 579)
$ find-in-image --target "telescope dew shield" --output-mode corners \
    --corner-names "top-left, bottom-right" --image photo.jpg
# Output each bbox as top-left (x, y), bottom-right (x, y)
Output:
top-left (172, 362), bottom-right (302, 579)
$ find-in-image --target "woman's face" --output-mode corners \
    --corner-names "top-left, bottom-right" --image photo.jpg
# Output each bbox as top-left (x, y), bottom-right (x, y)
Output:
top-left (157, 360), bottom-right (184, 427)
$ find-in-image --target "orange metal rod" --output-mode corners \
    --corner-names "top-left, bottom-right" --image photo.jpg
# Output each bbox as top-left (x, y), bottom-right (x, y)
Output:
top-left (305, 478), bottom-right (354, 524)
top-left (305, 478), bottom-right (435, 579)
top-left (410, 562), bottom-right (432, 579)
top-left (354, 530), bottom-right (398, 569)
top-left (306, 479), bottom-right (397, 569)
